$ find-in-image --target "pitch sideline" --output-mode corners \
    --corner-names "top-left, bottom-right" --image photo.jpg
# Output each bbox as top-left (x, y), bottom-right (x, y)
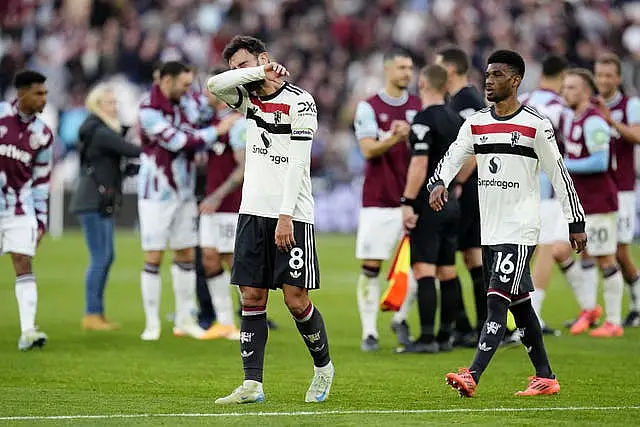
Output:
top-left (1, 405), bottom-right (639, 421)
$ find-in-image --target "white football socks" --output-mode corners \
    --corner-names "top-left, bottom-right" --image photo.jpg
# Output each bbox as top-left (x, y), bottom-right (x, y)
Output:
top-left (561, 258), bottom-right (587, 310)
top-left (627, 275), bottom-right (640, 312)
top-left (603, 268), bottom-right (623, 326)
top-left (581, 262), bottom-right (598, 311)
top-left (531, 288), bottom-right (546, 328)
top-left (15, 274), bottom-right (37, 333)
top-left (171, 263), bottom-right (197, 325)
top-left (208, 270), bottom-right (235, 326)
top-left (141, 268), bottom-right (161, 330)
top-left (357, 273), bottom-right (379, 340)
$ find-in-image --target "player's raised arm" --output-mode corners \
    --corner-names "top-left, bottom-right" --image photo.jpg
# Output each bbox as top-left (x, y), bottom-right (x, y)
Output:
top-left (139, 107), bottom-right (216, 153)
top-left (426, 120), bottom-right (474, 210)
top-left (32, 143), bottom-right (53, 236)
top-left (354, 100), bottom-right (409, 159)
top-left (533, 118), bottom-right (587, 250)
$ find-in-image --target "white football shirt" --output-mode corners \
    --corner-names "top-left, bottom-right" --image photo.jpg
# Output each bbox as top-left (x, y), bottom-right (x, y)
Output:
top-left (208, 66), bottom-right (317, 223)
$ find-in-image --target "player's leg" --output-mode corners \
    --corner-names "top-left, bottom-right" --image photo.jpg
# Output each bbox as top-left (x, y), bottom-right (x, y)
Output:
top-left (617, 191), bottom-right (640, 326)
top-left (452, 222), bottom-right (480, 347)
top-left (531, 244), bottom-right (554, 328)
top-left (446, 245), bottom-right (527, 397)
top-left (437, 265), bottom-right (460, 352)
top-left (278, 221), bottom-right (333, 403)
top-left (194, 245), bottom-right (215, 329)
top-left (590, 254), bottom-right (624, 337)
top-left (3, 216), bottom-right (47, 351)
top-left (355, 207), bottom-right (400, 351)
top-left (216, 214), bottom-right (269, 404)
top-left (138, 199), bottom-right (171, 341)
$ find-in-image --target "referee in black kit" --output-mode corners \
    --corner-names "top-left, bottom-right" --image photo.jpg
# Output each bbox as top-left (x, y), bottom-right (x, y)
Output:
top-left (398, 64), bottom-right (465, 353)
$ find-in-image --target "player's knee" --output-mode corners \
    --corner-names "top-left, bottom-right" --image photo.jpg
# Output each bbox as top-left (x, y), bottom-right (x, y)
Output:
top-left (436, 266), bottom-right (457, 281)
top-left (283, 287), bottom-right (310, 316)
top-left (174, 248), bottom-right (194, 264)
top-left (144, 251), bottom-right (163, 266)
top-left (616, 244), bottom-right (630, 264)
top-left (463, 249), bottom-right (482, 269)
top-left (10, 253), bottom-right (32, 276)
top-left (596, 255), bottom-right (617, 271)
top-left (487, 293), bottom-right (509, 315)
top-left (201, 248), bottom-right (222, 274)
top-left (240, 286), bottom-right (268, 307)
top-left (552, 242), bottom-right (572, 263)
top-left (412, 263), bottom-right (435, 280)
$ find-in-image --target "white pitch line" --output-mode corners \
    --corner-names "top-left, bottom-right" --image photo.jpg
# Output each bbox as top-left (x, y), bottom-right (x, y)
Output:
top-left (1, 406), bottom-right (639, 421)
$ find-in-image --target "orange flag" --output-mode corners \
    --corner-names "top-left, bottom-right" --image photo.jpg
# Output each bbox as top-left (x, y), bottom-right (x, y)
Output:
top-left (380, 235), bottom-right (410, 311)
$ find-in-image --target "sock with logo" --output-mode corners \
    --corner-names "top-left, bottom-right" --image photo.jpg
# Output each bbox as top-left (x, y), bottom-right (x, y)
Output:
top-left (241, 306), bottom-right (268, 382)
top-left (603, 266), bottom-right (623, 325)
top-left (15, 274), bottom-right (38, 333)
top-left (293, 303), bottom-right (331, 368)
top-left (510, 298), bottom-right (553, 379)
top-left (356, 266), bottom-right (380, 340)
top-left (141, 263), bottom-right (161, 331)
top-left (469, 294), bottom-right (509, 383)
top-left (416, 276), bottom-right (437, 342)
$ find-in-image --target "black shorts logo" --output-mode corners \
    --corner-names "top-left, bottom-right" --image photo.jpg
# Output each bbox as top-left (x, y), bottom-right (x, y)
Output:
top-left (289, 247), bottom-right (304, 278)
top-left (494, 251), bottom-right (515, 283)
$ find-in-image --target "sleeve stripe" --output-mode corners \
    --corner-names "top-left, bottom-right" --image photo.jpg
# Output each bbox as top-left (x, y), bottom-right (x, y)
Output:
top-left (556, 158), bottom-right (585, 222)
top-left (291, 136), bottom-right (312, 141)
top-left (229, 87), bottom-right (244, 110)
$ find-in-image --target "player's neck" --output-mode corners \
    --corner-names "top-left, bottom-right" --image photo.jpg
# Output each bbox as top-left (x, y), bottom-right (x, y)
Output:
top-left (538, 77), bottom-right (561, 94)
top-left (602, 90), bottom-right (619, 103)
top-left (384, 83), bottom-right (405, 99)
top-left (493, 97), bottom-right (521, 117)
top-left (447, 76), bottom-right (468, 96)
top-left (257, 80), bottom-right (283, 97)
top-left (16, 101), bottom-right (35, 119)
top-left (420, 91), bottom-right (445, 108)
top-left (574, 100), bottom-right (590, 117)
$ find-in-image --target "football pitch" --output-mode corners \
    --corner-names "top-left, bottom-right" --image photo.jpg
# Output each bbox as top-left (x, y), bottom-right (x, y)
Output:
top-left (1, 232), bottom-right (639, 426)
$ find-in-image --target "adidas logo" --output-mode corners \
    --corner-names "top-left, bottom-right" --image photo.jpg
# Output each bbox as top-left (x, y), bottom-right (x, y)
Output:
top-left (290, 270), bottom-right (301, 278)
top-left (478, 342), bottom-right (492, 352)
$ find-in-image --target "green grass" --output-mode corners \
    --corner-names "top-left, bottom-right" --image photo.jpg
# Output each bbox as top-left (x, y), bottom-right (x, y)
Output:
top-left (0, 232), bottom-right (639, 426)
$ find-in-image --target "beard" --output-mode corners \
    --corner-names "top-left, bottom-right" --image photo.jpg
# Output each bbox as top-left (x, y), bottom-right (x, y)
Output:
top-left (243, 79), bottom-right (265, 94)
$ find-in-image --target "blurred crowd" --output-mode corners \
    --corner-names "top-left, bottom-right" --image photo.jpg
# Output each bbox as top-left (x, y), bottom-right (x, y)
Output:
top-left (2, 0), bottom-right (640, 231)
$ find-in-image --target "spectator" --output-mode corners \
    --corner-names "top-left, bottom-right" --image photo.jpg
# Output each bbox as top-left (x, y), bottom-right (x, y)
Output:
top-left (69, 83), bottom-right (141, 331)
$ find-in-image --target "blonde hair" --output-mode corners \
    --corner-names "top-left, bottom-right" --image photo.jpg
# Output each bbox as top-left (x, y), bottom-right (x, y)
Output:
top-left (85, 83), bottom-right (121, 133)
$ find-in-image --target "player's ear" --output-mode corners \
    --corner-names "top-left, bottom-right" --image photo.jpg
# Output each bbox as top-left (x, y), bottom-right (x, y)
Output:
top-left (258, 52), bottom-right (269, 66)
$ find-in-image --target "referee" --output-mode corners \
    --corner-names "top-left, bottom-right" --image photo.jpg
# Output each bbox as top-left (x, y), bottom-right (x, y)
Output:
top-left (399, 64), bottom-right (465, 353)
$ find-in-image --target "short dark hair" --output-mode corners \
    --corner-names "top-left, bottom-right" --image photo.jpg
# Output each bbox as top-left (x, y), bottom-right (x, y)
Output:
top-left (152, 60), bottom-right (164, 74)
top-left (383, 48), bottom-right (412, 63)
top-left (541, 55), bottom-right (569, 78)
top-left (421, 64), bottom-right (449, 93)
top-left (159, 61), bottom-right (191, 78)
top-left (596, 53), bottom-right (621, 76)
top-left (437, 47), bottom-right (470, 75)
top-left (487, 49), bottom-right (526, 78)
top-left (223, 36), bottom-right (268, 63)
top-left (567, 68), bottom-right (598, 94)
top-left (14, 70), bottom-right (46, 90)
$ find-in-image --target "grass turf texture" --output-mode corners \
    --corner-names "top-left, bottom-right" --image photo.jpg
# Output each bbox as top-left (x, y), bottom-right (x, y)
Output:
top-left (0, 232), bottom-right (639, 426)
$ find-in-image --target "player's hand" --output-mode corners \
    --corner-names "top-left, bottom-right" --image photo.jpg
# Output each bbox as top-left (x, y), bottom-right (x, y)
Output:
top-left (594, 96), bottom-right (613, 125)
top-left (391, 120), bottom-right (410, 139)
top-left (429, 184), bottom-right (448, 212)
top-left (199, 193), bottom-right (222, 214)
top-left (264, 62), bottom-right (290, 83)
top-left (569, 232), bottom-right (588, 254)
top-left (216, 113), bottom-right (242, 136)
top-left (275, 214), bottom-right (296, 252)
top-left (195, 151), bottom-right (208, 166)
top-left (402, 205), bottom-right (418, 232)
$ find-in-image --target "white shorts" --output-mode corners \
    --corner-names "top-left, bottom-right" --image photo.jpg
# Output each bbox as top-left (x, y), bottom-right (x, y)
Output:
top-left (355, 207), bottom-right (403, 260)
top-left (138, 199), bottom-right (198, 251)
top-left (617, 191), bottom-right (637, 244)
top-left (586, 213), bottom-right (617, 257)
top-left (0, 215), bottom-right (38, 257)
top-left (199, 212), bottom-right (239, 253)
top-left (538, 199), bottom-right (569, 244)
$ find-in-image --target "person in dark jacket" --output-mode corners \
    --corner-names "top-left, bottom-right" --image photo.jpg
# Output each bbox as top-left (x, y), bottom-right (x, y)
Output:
top-left (69, 83), bottom-right (141, 331)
